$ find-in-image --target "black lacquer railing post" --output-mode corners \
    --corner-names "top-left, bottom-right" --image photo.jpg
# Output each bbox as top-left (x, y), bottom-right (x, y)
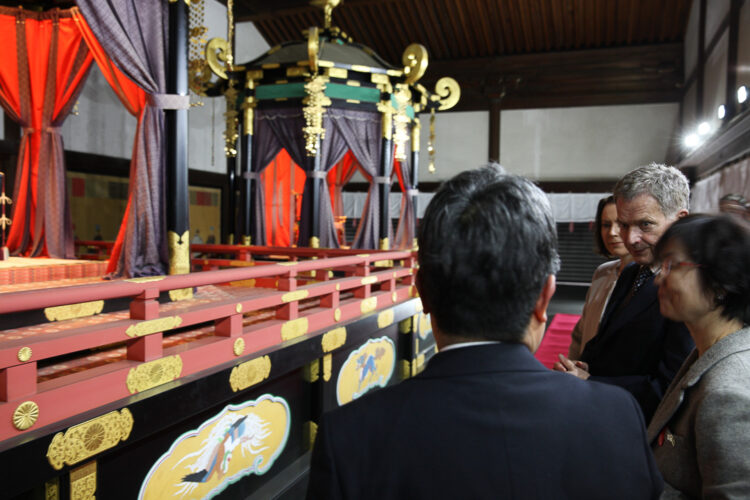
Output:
top-left (166, 0), bottom-right (190, 275)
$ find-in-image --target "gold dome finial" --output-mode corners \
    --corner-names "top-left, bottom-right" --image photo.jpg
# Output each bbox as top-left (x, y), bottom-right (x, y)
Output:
top-left (311, 0), bottom-right (341, 29)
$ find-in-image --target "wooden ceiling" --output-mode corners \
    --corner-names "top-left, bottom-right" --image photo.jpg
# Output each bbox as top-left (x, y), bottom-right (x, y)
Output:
top-left (231, 0), bottom-right (692, 111)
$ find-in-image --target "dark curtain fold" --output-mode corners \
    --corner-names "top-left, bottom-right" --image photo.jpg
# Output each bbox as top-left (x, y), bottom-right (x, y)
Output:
top-left (251, 109), bottom-right (285, 245)
top-left (328, 108), bottom-right (383, 249)
top-left (253, 108), bottom-right (347, 248)
top-left (296, 115), bottom-right (349, 248)
top-left (394, 154), bottom-right (416, 249)
top-left (76, 0), bottom-right (170, 277)
top-left (0, 7), bottom-right (93, 258)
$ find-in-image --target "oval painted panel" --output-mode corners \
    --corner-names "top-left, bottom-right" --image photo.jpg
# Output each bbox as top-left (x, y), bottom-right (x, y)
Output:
top-left (139, 394), bottom-right (290, 500)
top-left (336, 336), bottom-right (396, 406)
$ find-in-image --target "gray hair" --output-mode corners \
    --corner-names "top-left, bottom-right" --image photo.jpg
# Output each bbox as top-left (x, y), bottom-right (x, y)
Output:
top-left (613, 163), bottom-right (690, 217)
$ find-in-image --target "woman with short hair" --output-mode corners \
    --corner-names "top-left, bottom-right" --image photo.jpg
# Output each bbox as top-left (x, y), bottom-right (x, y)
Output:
top-left (648, 214), bottom-right (750, 498)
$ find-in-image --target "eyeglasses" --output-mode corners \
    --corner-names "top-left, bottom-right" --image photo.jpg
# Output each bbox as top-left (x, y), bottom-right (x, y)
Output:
top-left (658, 259), bottom-right (703, 277)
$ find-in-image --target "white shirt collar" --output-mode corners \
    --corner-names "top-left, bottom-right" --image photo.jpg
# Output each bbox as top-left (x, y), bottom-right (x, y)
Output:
top-left (439, 340), bottom-right (501, 353)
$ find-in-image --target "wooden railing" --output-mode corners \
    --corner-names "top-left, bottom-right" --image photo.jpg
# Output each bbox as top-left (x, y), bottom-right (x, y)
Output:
top-left (0, 249), bottom-right (416, 443)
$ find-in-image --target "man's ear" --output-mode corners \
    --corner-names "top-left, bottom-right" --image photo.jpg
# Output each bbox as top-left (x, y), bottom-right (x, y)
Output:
top-left (533, 275), bottom-right (556, 324)
top-left (415, 268), bottom-right (431, 314)
top-left (676, 208), bottom-right (689, 220)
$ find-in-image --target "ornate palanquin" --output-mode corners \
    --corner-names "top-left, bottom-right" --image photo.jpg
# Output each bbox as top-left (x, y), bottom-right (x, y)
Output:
top-left (196, 0), bottom-right (459, 251)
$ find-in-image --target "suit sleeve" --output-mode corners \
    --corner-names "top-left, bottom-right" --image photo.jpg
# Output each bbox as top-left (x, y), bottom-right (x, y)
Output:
top-left (589, 321), bottom-right (693, 421)
top-left (568, 317), bottom-right (584, 359)
top-left (306, 416), bottom-right (343, 500)
top-left (695, 387), bottom-right (750, 498)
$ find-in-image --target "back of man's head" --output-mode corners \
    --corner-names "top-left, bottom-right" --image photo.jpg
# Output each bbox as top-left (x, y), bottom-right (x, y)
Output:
top-left (417, 164), bottom-right (560, 343)
top-left (613, 163), bottom-right (690, 217)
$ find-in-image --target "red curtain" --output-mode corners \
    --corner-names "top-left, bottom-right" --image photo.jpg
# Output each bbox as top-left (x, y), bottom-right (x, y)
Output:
top-left (0, 7), bottom-right (93, 257)
top-left (71, 9), bottom-right (147, 273)
top-left (260, 149), bottom-right (306, 247)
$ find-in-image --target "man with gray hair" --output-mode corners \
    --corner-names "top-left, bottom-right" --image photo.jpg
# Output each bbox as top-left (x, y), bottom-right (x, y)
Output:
top-left (555, 164), bottom-right (694, 424)
top-left (308, 165), bottom-right (662, 499)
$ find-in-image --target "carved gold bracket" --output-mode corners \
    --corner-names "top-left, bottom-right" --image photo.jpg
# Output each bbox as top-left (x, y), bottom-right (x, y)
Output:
top-left (433, 77), bottom-right (461, 111)
top-left (206, 37), bottom-right (230, 80)
top-left (402, 44), bottom-right (428, 85)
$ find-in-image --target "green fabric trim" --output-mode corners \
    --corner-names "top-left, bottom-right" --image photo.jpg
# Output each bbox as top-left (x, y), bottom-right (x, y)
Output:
top-left (254, 82), bottom-right (382, 104)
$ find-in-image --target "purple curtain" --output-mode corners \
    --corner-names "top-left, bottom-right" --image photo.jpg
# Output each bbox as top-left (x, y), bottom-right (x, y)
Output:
top-left (76, 0), bottom-right (187, 277)
top-left (394, 153), bottom-right (416, 249)
top-left (328, 108), bottom-right (385, 249)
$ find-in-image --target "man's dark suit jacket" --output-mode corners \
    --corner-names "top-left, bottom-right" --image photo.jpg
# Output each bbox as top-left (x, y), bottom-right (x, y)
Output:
top-left (307, 343), bottom-right (663, 500)
top-left (580, 262), bottom-right (695, 423)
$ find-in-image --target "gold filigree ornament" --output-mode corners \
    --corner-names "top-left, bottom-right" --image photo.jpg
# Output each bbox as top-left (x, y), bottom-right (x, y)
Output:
top-left (233, 338), bottom-right (245, 356)
top-left (167, 230), bottom-right (190, 275)
top-left (302, 75), bottom-right (332, 156)
top-left (46, 409), bottom-right (133, 470)
top-left (377, 309), bottom-right (394, 328)
top-left (13, 401), bottom-right (39, 431)
top-left (361, 296), bottom-right (377, 314)
top-left (281, 317), bottom-right (309, 341)
top-left (393, 84), bottom-right (412, 161)
top-left (169, 287), bottom-right (193, 301)
top-left (17, 346), bottom-right (32, 362)
top-left (224, 78), bottom-right (240, 157)
top-left (125, 316), bottom-right (183, 338)
top-left (427, 107), bottom-right (436, 174)
top-left (44, 300), bottom-right (104, 322)
top-left (402, 43), bottom-right (428, 85)
top-left (69, 461), bottom-right (96, 500)
top-left (188, 0), bottom-right (211, 99)
top-left (322, 327), bottom-right (346, 352)
top-left (126, 356), bottom-right (183, 394)
top-left (229, 355), bottom-right (272, 392)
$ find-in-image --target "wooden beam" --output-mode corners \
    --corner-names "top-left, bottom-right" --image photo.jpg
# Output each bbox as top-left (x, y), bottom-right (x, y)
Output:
top-left (230, 0), bottom-right (402, 22)
top-left (696, 0), bottom-right (706, 118)
top-left (679, 110), bottom-right (750, 177)
top-left (423, 43), bottom-right (683, 111)
top-left (488, 98), bottom-right (501, 162)
top-left (724, 0), bottom-right (740, 120)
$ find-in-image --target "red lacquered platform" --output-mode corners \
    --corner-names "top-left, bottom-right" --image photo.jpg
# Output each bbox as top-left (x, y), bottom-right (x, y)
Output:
top-left (0, 257), bottom-right (107, 288)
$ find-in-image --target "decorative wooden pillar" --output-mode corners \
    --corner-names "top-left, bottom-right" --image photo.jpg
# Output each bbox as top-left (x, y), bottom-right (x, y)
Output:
top-left (226, 155), bottom-right (236, 244)
top-left (725, 0), bottom-right (740, 121)
top-left (238, 78), bottom-right (253, 246)
top-left (308, 137), bottom-right (323, 248)
top-left (166, 0), bottom-right (190, 276)
top-left (410, 119), bottom-right (420, 249)
top-left (378, 104), bottom-right (393, 250)
top-left (489, 97), bottom-right (502, 163)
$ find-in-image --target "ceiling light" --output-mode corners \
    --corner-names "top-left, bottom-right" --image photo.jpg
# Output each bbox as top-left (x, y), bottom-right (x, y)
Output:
top-left (683, 133), bottom-right (700, 149)
top-left (697, 121), bottom-right (711, 135)
top-left (717, 105), bottom-right (726, 119)
top-left (739, 86), bottom-right (748, 104)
